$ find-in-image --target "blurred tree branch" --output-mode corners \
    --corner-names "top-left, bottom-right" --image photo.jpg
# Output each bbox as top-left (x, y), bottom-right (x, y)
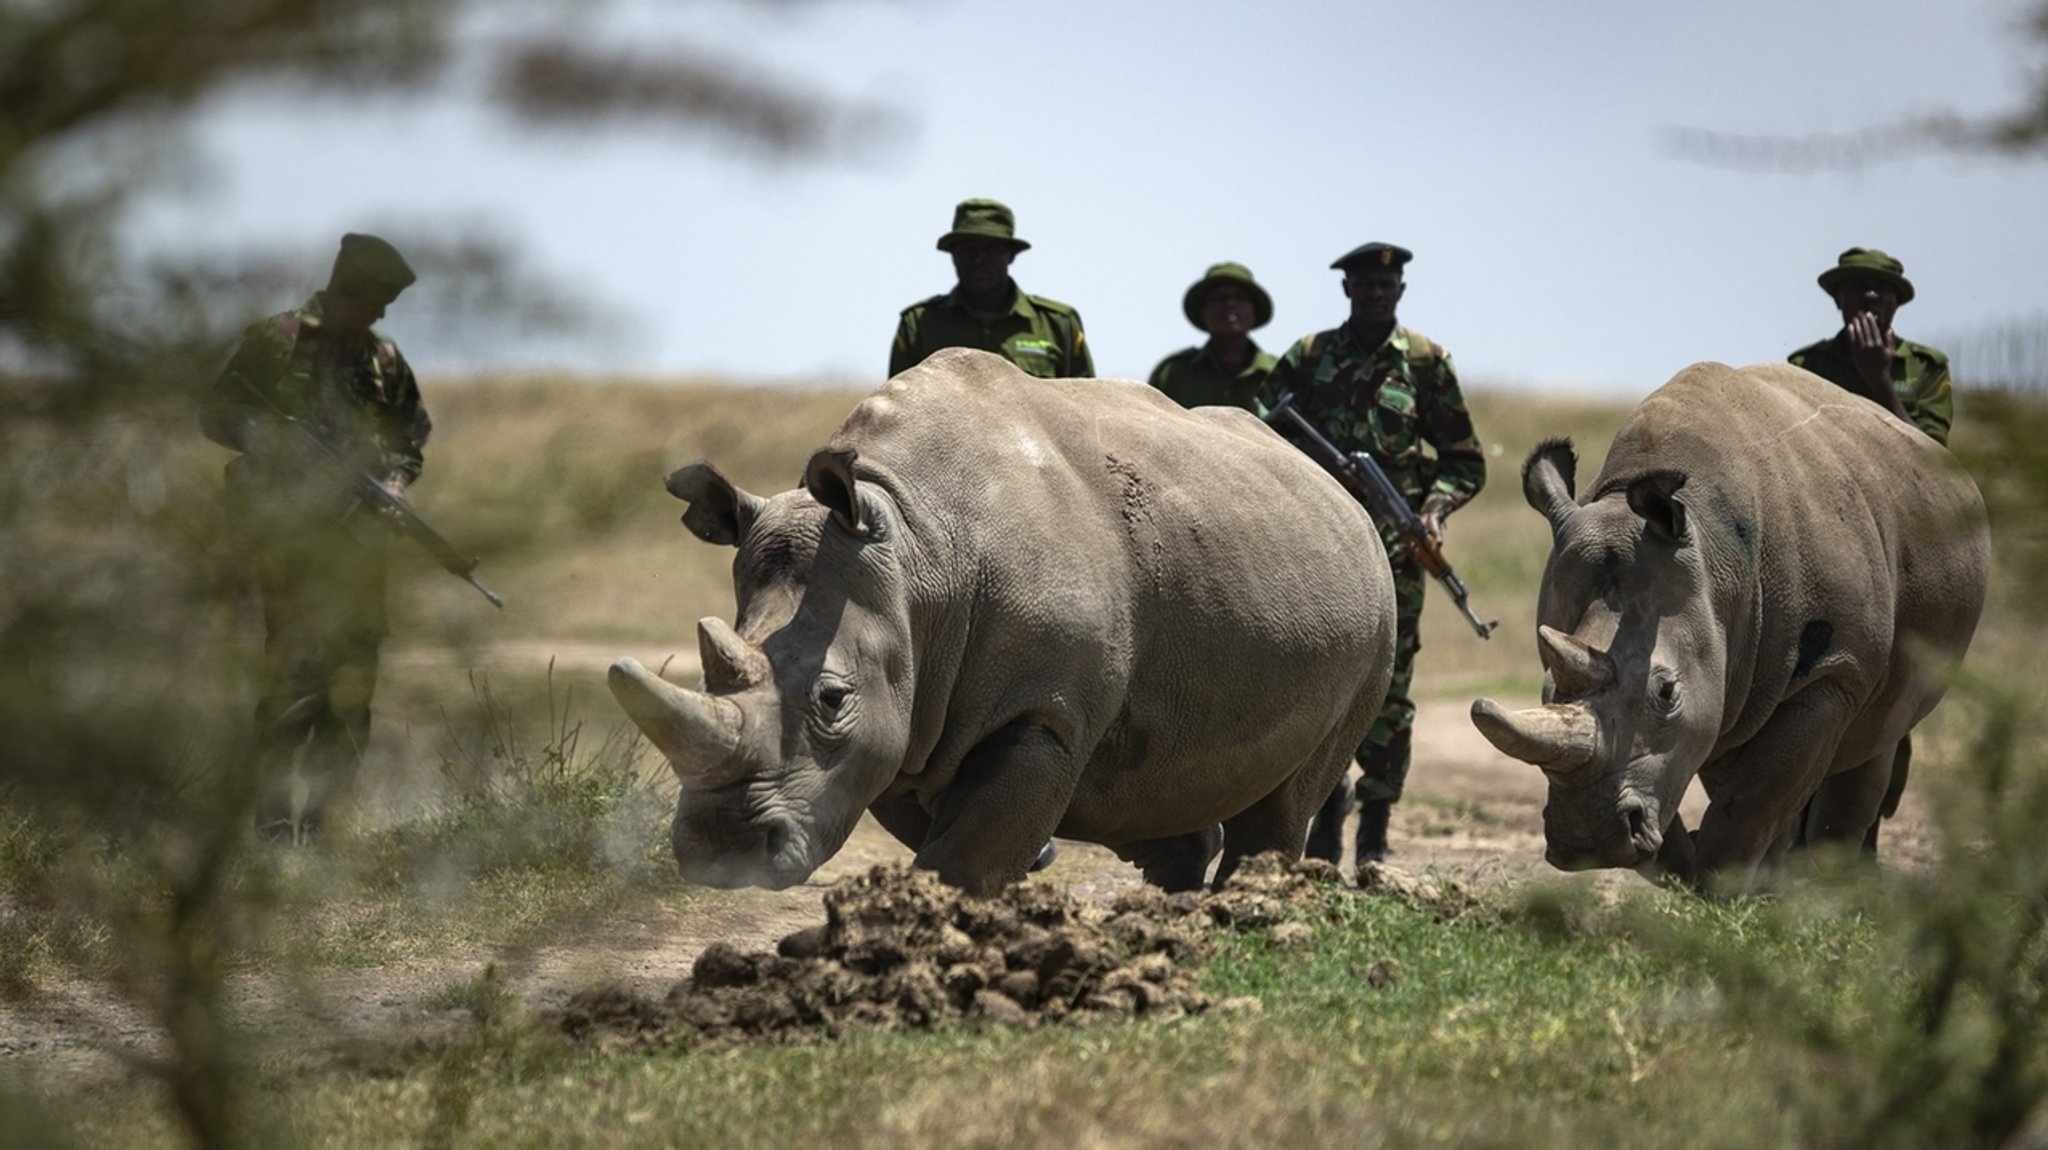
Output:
top-left (1663, 0), bottom-right (2048, 169)
top-left (0, 3), bottom-right (898, 1146)
top-left (0, 0), bottom-right (902, 372)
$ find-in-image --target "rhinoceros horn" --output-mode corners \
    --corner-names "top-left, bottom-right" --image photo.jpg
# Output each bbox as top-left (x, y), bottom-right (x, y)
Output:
top-left (698, 617), bottom-right (769, 691)
top-left (1469, 697), bottom-right (1602, 786)
top-left (608, 658), bottom-right (747, 788)
top-left (1538, 625), bottom-right (1616, 699)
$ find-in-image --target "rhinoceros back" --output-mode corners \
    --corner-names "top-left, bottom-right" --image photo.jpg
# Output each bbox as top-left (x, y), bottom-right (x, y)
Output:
top-left (829, 348), bottom-right (1396, 838)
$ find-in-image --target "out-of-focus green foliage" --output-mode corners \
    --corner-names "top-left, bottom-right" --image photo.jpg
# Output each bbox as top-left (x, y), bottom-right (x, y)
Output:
top-left (0, 3), bottom-right (887, 1147)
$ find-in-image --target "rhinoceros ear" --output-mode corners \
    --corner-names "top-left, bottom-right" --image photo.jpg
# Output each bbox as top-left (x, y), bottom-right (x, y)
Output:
top-left (666, 461), bottom-right (764, 547)
top-left (1626, 471), bottom-right (1689, 546)
top-left (803, 447), bottom-right (866, 536)
top-left (1521, 438), bottom-right (1578, 531)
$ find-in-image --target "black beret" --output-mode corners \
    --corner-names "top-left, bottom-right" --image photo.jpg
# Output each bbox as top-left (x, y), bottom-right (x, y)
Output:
top-left (331, 233), bottom-right (417, 296)
top-left (1330, 242), bottom-right (1413, 272)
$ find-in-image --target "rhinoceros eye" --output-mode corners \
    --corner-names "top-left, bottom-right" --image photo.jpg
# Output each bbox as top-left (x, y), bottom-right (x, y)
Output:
top-left (816, 683), bottom-right (849, 714)
top-left (1652, 674), bottom-right (1680, 714)
top-left (810, 676), bottom-right (858, 740)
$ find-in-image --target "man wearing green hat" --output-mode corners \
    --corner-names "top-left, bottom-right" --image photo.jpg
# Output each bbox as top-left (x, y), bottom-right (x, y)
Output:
top-left (201, 232), bottom-right (432, 844)
top-left (1787, 247), bottom-right (1954, 855)
top-left (889, 198), bottom-right (1094, 379)
top-left (1788, 246), bottom-right (1953, 446)
top-left (1147, 262), bottom-right (1278, 410)
top-left (1256, 241), bottom-right (1487, 869)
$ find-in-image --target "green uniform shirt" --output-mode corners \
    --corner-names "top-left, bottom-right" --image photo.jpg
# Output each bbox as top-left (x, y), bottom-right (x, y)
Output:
top-left (201, 293), bottom-right (431, 484)
top-left (889, 282), bottom-right (1093, 379)
top-left (1257, 322), bottom-right (1488, 534)
top-left (1147, 341), bottom-right (1278, 411)
top-left (1787, 333), bottom-right (1953, 446)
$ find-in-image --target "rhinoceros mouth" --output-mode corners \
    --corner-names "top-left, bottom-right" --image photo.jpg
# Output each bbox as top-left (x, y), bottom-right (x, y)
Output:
top-left (672, 810), bottom-right (821, 891)
top-left (1541, 791), bottom-right (1662, 871)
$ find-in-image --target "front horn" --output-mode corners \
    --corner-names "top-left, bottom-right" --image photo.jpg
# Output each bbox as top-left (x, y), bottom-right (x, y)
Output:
top-left (609, 658), bottom-right (748, 788)
top-left (1470, 697), bottom-right (1602, 786)
top-left (1538, 626), bottom-right (1616, 698)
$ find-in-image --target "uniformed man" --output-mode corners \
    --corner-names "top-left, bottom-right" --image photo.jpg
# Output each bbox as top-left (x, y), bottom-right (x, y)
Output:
top-left (889, 198), bottom-right (1093, 379)
top-left (1788, 246), bottom-right (1953, 853)
top-left (201, 233), bottom-right (430, 844)
top-left (1148, 261), bottom-right (1278, 410)
top-left (1788, 246), bottom-right (1953, 446)
top-left (1258, 242), bottom-right (1487, 867)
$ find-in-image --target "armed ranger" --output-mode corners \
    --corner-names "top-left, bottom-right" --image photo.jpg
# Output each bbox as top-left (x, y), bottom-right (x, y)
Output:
top-left (1263, 392), bottom-right (1496, 640)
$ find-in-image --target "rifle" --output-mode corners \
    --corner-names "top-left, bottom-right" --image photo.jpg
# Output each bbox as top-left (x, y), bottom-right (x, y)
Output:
top-left (1263, 391), bottom-right (1495, 640)
top-left (227, 374), bottom-right (505, 610)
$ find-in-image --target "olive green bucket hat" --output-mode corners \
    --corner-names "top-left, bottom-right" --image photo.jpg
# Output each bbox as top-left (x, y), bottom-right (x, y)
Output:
top-left (1818, 247), bottom-right (1914, 305)
top-left (936, 198), bottom-right (1031, 253)
top-left (1182, 261), bottom-right (1274, 330)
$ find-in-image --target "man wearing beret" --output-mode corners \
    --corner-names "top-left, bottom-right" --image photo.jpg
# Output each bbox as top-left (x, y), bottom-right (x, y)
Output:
top-left (1148, 262), bottom-right (1278, 410)
top-left (1788, 246), bottom-right (1953, 446)
top-left (1788, 247), bottom-right (1953, 854)
top-left (889, 198), bottom-right (1094, 379)
top-left (1257, 242), bottom-right (1487, 868)
top-left (201, 232), bottom-right (431, 844)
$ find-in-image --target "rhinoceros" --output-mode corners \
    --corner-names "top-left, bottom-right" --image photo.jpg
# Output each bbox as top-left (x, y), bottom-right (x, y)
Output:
top-left (1471, 361), bottom-right (1988, 889)
top-left (609, 348), bottom-right (1396, 896)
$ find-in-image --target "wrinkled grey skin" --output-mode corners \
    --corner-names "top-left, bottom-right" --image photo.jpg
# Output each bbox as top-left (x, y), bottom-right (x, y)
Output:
top-left (1471, 362), bottom-right (1987, 890)
top-left (611, 348), bottom-right (1396, 897)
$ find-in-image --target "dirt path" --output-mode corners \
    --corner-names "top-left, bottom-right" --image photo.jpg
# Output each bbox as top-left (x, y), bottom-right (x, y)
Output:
top-left (0, 694), bottom-right (1938, 1095)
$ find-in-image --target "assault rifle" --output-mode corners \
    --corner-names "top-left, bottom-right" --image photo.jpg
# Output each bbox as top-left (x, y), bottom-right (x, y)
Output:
top-left (228, 375), bottom-right (505, 609)
top-left (1263, 392), bottom-right (1495, 640)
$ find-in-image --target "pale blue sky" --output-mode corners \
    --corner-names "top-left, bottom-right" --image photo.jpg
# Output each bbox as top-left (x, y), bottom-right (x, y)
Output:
top-left (152, 0), bottom-right (2047, 392)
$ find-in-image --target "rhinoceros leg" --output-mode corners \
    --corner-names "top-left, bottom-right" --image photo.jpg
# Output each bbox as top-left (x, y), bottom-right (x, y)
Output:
top-left (1694, 683), bottom-right (1857, 892)
top-left (1109, 826), bottom-right (1224, 892)
top-left (916, 719), bottom-right (1080, 897)
top-left (866, 788), bottom-right (932, 854)
top-left (1211, 713), bottom-right (1363, 889)
top-left (1801, 742), bottom-right (1894, 852)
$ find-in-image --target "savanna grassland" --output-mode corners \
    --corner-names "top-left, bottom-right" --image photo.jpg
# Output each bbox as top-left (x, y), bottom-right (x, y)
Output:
top-left (4, 377), bottom-right (2045, 1150)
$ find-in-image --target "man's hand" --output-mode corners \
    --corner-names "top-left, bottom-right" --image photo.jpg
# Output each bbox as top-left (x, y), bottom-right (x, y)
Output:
top-left (375, 475), bottom-right (410, 523)
top-left (1418, 507), bottom-right (1445, 548)
top-left (1845, 312), bottom-right (1906, 418)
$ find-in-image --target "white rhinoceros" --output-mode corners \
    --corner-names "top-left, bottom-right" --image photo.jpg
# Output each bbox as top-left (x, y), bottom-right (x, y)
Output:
top-left (610, 348), bottom-right (1395, 896)
top-left (1471, 361), bottom-right (1988, 889)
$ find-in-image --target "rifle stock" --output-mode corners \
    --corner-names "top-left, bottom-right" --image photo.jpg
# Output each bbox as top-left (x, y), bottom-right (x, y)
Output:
top-left (1263, 392), bottom-right (1496, 640)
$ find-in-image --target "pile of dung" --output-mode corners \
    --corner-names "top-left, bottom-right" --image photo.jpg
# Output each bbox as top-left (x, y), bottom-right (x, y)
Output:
top-left (559, 852), bottom-right (1342, 1049)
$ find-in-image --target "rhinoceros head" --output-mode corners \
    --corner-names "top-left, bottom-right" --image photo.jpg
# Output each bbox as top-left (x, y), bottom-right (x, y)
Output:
top-left (1471, 439), bottom-right (1727, 873)
top-left (609, 448), bottom-right (913, 890)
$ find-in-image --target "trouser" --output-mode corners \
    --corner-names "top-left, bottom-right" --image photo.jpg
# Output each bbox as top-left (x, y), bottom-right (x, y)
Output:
top-left (249, 530), bottom-right (388, 842)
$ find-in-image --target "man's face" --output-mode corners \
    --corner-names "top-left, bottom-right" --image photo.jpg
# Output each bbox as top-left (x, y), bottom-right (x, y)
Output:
top-left (1343, 269), bottom-right (1405, 325)
top-left (1831, 277), bottom-right (1899, 332)
top-left (324, 287), bottom-right (397, 334)
top-left (1200, 283), bottom-right (1256, 338)
top-left (950, 238), bottom-right (1016, 295)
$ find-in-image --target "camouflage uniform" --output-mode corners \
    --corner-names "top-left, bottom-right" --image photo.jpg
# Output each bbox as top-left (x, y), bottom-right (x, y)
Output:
top-left (1788, 335), bottom-right (1953, 446)
top-left (1257, 322), bottom-right (1487, 807)
top-left (201, 286), bottom-right (429, 841)
top-left (889, 287), bottom-right (1093, 379)
top-left (1147, 342), bottom-right (1276, 410)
